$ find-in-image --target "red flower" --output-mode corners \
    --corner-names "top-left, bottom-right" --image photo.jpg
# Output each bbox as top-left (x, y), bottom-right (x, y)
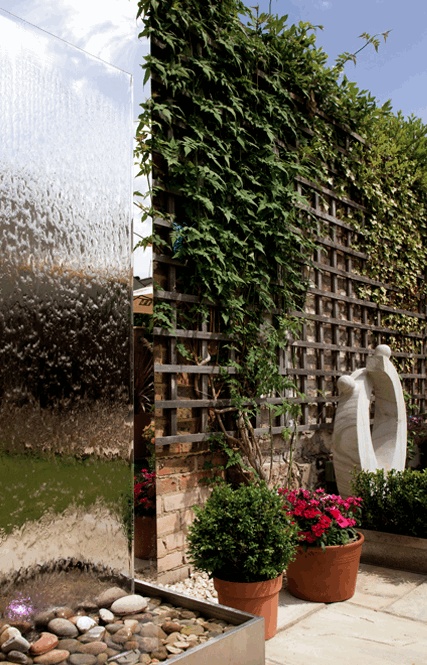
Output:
top-left (134, 468), bottom-right (156, 516)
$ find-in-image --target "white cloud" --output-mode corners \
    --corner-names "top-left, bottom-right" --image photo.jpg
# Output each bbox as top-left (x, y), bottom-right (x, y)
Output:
top-left (0, 0), bottom-right (145, 74)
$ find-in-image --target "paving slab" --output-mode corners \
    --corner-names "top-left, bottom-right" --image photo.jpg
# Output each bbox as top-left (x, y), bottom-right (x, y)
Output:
top-left (277, 588), bottom-right (324, 631)
top-left (265, 602), bottom-right (427, 665)
top-left (386, 579), bottom-right (427, 622)
top-left (349, 563), bottom-right (426, 610)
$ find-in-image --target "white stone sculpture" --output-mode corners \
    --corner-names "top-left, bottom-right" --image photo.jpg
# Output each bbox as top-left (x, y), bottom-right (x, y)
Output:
top-left (332, 345), bottom-right (407, 498)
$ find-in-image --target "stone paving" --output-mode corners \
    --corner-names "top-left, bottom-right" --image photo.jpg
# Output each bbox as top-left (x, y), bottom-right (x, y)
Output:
top-left (266, 563), bottom-right (427, 665)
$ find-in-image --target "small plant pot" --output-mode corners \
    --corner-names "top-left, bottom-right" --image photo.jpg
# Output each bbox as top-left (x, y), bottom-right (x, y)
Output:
top-left (214, 574), bottom-right (283, 640)
top-left (134, 515), bottom-right (156, 560)
top-left (286, 532), bottom-right (364, 603)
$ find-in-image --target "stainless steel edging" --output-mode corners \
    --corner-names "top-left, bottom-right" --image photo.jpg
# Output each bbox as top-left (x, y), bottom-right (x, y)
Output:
top-left (134, 579), bottom-right (265, 665)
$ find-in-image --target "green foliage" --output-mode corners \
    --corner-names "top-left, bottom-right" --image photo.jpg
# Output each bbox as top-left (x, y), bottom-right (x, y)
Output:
top-left (352, 110), bottom-right (427, 314)
top-left (351, 468), bottom-right (427, 538)
top-left (334, 30), bottom-right (391, 71)
top-left (187, 481), bottom-right (299, 582)
top-left (137, 0), bottom-right (427, 459)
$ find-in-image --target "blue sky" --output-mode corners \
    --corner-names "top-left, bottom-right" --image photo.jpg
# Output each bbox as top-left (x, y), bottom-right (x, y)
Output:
top-left (249, 0), bottom-right (427, 122)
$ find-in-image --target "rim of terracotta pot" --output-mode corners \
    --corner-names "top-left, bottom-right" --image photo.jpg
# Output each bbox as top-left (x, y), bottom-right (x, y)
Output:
top-left (296, 531), bottom-right (365, 554)
top-left (213, 573), bottom-right (283, 595)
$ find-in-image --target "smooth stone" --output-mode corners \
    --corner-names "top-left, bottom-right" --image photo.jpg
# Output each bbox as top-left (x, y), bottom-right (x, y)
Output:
top-left (150, 647), bottom-right (167, 661)
top-left (152, 608), bottom-right (179, 619)
top-left (75, 602), bottom-right (98, 614)
top-left (123, 642), bottom-right (138, 652)
top-left (111, 651), bottom-right (140, 665)
top-left (110, 637), bottom-right (128, 647)
top-left (51, 610), bottom-right (73, 621)
top-left (179, 611), bottom-right (198, 620)
top-left (138, 625), bottom-right (165, 640)
top-left (47, 620), bottom-right (78, 639)
top-left (96, 655), bottom-right (108, 665)
top-left (103, 626), bottom-right (123, 635)
top-left (69, 654), bottom-right (97, 665)
top-left (172, 642), bottom-right (190, 650)
top-left (122, 622), bottom-right (138, 633)
top-left (204, 622), bottom-right (224, 635)
top-left (137, 638), bottom-right (159, 654)
top-left (5, 652), bottom-right (31, 665)
top-left (95, 590), bottom-right (128, 610)
top-left (138, 656), bottom-right (150, 665)
top-left (0, 630), bottom-right (21, 647)
top-left (98, 612), bottom-right (114, 625)
top-left (165, 645), bottom-right (183, 655)
top-left (33, 614), bottom-right (53, 630)
top-left (76, 618), bottom-right (97, 634)
top-left (8, 624), bottom-right (32, 636)
top-left (0, 627), bottom-right (10, 637)
top-left (180, 625), bottom-right (204, 636)
top-left (30, 633), bottom-right (59, 657)
top-left (1, 636), bottom-right (31, 654)
top-left (78, 628), bottom-right (106, 644)
top-left (112, 629), bottom-right (132, 639)
top-left (79, 644), bottom-right (107, 656)
top-left (33, 650), bottom-right (70, 664)
top-left (164, 633), bottom-right (180, 645)
top-left (56, 640), bottom-right (82, 654)
top-left (160, 622), bottom-right (181, 635)
top-left (110, 598), bottom-right (147, 617)
top-left (131, 615), bottom-right (152, 625)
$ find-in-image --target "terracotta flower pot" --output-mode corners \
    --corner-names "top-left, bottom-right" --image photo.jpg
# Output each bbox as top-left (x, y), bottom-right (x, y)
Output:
top-left (214, 574), bottom-right (283, 640)
top-left (134, 514), bottom-right (156, 559)
top-left (286, 532), bottom-right (364, 603)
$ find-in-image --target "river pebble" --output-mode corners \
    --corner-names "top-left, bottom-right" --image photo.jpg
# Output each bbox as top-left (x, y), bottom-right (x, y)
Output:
top-left (0, 583), bottom-right (231, 665)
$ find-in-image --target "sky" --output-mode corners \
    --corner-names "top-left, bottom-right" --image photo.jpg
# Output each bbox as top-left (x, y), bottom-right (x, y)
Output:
top-left (0, 0), bottom-right (151, 278)
top-left (250, 0), bottom-right (427, 123)
top-left (0, 0), bottom-right (426, 277)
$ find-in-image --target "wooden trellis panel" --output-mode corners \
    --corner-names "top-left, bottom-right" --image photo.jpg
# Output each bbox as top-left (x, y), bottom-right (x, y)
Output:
top-left (152, 119), bottom-right (427, 447)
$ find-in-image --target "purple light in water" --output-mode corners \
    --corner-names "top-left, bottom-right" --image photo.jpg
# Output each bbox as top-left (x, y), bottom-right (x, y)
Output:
top-left (5, 596), bottom-right (34, 620)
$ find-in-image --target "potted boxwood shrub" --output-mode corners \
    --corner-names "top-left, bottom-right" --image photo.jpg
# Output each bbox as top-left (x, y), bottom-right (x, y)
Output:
top-left (279, 487), bottom-right (364, 602)
top-left (187, 480), bottom-right (299, 640)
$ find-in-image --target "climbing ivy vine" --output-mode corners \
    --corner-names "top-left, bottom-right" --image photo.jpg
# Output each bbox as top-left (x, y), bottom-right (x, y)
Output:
top-left (136, 0), bottom-right (427, 475)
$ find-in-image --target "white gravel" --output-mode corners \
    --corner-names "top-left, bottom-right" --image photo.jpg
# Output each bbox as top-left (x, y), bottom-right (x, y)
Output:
top-left (161, 570), bottom-right (218, 603)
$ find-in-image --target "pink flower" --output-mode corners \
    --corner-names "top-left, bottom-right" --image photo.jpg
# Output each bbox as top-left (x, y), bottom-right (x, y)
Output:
top-left (279, 486), bottom-right (362, 547)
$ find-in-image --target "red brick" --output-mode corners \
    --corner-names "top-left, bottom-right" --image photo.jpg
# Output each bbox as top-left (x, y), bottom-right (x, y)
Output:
top-left (157, 456), bottom-right (196, 476)
top-left (179, 471), bottom-right (210, 490)
top-left (156, 476), bottom-right (179, 493)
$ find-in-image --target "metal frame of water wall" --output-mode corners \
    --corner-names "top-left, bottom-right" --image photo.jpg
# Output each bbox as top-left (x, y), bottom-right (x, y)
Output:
top-left (0, 8), bottom-right (134, 595)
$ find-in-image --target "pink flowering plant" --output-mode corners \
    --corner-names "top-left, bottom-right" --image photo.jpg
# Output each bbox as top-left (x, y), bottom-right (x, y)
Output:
top-left (134, 468), bottom-right (156, 517)
top-left (278, 487), bottom-right (362, 549)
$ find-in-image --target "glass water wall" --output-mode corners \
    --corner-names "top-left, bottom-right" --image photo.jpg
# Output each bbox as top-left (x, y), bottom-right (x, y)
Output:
top-left (0, 10), bottom-right (133, 605)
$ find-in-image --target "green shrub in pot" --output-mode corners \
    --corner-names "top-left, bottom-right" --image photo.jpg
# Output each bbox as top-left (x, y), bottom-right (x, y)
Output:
top-left (187, 480), bottom-right (299, 583)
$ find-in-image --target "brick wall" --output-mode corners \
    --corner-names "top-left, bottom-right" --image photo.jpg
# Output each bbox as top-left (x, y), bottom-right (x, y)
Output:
top-left (155, 442), bottom-right (224, 583)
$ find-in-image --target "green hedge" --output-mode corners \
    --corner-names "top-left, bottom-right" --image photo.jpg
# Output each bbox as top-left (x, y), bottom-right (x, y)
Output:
top-left (352, 468), bottom-right (427, 538)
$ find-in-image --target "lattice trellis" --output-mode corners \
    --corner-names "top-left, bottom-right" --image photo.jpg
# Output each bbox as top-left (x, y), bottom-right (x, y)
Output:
top-left (152, 100), bottom-right (427, 448)
top-left (153, 174), bottom-right (427, 447)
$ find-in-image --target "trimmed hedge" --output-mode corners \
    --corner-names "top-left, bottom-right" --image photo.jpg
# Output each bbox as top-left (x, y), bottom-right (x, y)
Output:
top-left (352, 468), bottom-right (427, 539)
